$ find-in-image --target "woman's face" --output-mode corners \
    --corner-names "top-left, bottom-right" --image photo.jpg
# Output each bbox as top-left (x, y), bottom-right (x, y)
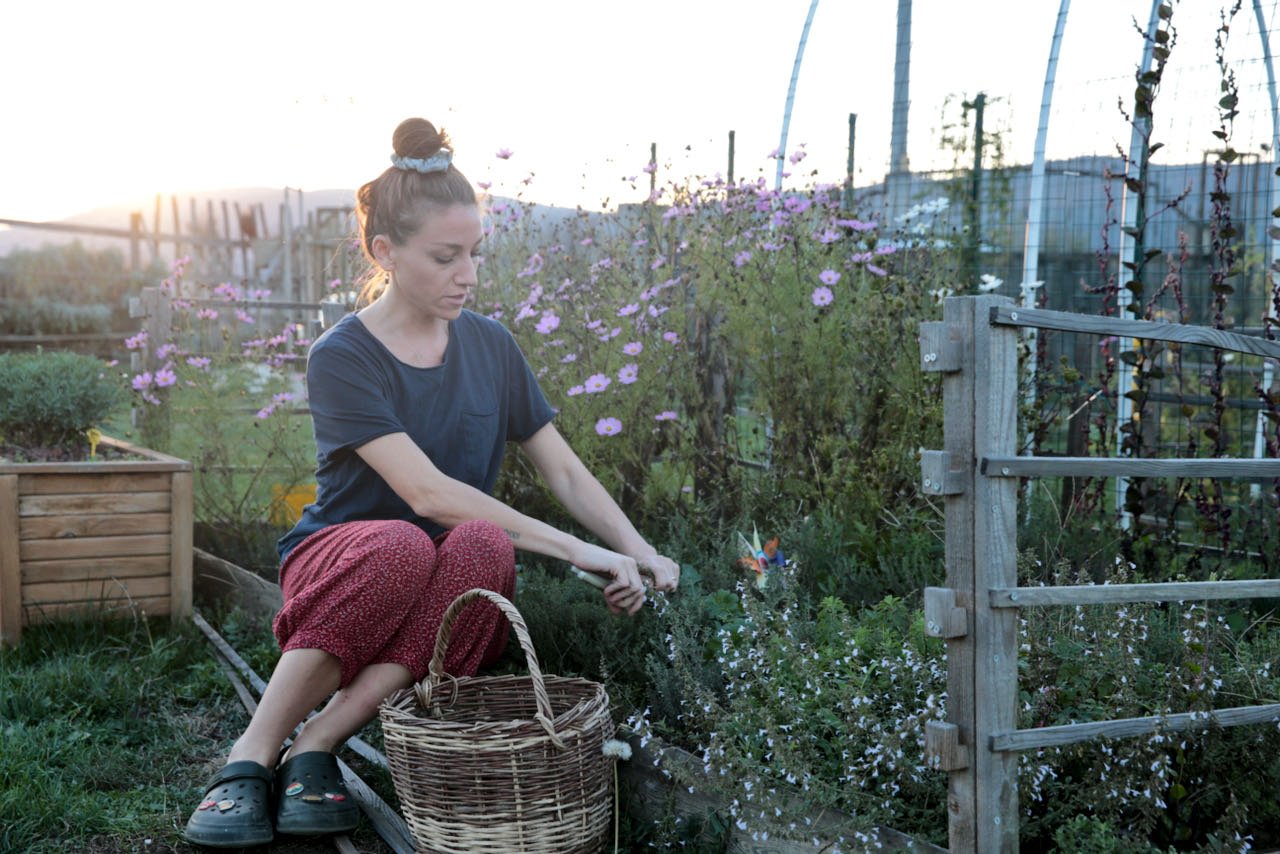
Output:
top-left (376, 203), bottom-right (484, 321)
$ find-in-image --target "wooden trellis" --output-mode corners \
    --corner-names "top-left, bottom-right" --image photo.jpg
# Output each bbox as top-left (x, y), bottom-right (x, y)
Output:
top-left (918, 295), bottom-right (1280, 852)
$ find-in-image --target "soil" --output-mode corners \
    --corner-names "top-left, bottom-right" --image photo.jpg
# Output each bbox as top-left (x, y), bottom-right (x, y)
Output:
top-left (0, 440), bottom-right (142, 464)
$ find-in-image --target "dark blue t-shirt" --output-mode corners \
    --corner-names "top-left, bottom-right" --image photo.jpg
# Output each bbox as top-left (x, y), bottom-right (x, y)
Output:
top-left (276, 309), bottom-right (556, 564)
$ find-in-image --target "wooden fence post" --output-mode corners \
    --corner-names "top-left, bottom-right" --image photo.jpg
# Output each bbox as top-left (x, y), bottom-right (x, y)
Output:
top-left (921, 295), bottom-right (1020, 852)
top-left (972, 295), bottom-right (1020, 849)
top-left (0, 474), bottom-right (21, 645)
top-left (945, 296), bottom-right (978, 852)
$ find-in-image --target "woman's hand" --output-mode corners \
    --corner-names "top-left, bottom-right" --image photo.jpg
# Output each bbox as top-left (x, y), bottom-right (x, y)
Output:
top-left (569, 541), bottom-right (647, 616)
top-left (635, 553), bottom-right (680, 592)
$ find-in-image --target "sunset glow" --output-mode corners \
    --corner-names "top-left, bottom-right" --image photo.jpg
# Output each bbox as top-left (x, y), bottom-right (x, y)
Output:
top-left (1, 1), bottom-right (1272, 223)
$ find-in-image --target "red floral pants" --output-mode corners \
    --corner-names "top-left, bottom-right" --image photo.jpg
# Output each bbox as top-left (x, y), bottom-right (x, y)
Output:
top-left (272, 519), bottom-right (515, 688)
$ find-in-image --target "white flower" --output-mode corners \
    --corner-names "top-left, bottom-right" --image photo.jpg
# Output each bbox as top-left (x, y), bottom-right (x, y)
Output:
top-left (978, 274), bottom-right (1003, 292)
top-left (602, 739), bottom-right (632, 761)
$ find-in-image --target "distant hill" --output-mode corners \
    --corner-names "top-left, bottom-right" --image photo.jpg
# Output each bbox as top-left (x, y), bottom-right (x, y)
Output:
top-left (0, 188), bottom-right (360, 257)
top-left (0, 187), bottom-right (591, 259)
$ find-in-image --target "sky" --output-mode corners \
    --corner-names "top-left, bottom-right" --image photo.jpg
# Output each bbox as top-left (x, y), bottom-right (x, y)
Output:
top-left (2, 0), bottom-right (1277, 224)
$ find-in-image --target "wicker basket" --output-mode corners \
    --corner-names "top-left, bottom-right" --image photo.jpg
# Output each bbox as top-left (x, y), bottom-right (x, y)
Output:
top-left (379, 588), bottom-right (614, 854)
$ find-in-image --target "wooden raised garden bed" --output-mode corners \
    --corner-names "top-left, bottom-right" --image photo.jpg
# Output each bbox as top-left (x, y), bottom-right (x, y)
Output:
top-left (0, 435), bottom-right (193, 645)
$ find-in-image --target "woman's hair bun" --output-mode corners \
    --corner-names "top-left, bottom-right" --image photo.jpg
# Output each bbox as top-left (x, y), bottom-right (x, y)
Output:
top-left (392, 118), bottom-right (452, 160)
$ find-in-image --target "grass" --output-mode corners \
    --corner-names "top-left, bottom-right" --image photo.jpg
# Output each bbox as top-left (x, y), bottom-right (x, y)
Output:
top-left (0, 608), bottom-right (398, 853)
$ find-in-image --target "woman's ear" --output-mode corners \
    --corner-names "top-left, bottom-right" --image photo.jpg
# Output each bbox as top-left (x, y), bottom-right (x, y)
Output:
top-left (370, 234), bottom-right (396, 270)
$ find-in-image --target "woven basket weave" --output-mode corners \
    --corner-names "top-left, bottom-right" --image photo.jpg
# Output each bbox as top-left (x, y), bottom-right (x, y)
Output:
top-left (379, 588), bottom-right (613, 854)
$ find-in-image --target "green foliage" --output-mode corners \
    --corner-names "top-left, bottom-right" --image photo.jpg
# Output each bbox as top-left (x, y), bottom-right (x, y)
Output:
top-left (1015, 555), bottom-right (1280, 848)
top-left (0, 349), bottom-right (126, 450)
top-left (487, 174), bottom-right (947, 546)
top-left (0, 616), bottom-right (239, 852)
top-left (0, 297), bottom-right (112, 335)
top-left (625, 562), bottom-right (950, 846)
top-left (122, 267), bottom-right (317, 573)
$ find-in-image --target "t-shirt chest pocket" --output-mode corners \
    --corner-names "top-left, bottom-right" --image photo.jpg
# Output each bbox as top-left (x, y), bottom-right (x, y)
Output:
top-left (459, 399), bottom-right (501, 483)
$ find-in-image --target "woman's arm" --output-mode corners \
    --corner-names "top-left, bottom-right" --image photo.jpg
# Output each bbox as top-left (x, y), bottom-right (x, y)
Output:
top-left (356, 431), bottom-right (648, 614)
top-left (518, 422), bottom-right (681, 592)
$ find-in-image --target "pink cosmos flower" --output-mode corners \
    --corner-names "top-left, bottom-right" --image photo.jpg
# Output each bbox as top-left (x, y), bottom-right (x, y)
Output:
top-left (811, 286), bottom-right (834, 307)
top-left (124, 331), bottom-right (147, 350)
top-left (618, 364), bottom-right (638, 385)
top-left (187, 356), bottom-right (211, 369)
top-left (196, 308), bottom-right (218, 321)
top-left (617, 303), bottom-right (640, 317)
top-left (663, 331), bottom-right (680, 345)
top-left (561, 353), bottom-right (577, 364)
top-left (819, 269), bottom-right (841, 286)
top-left (567, 385), bottom-right (585, 396)
top-left (131, 372), bottom-right (153, 391)
top-left (584, 374), bottom-right (611, 393)
top-left (496, 148), bottom-right (513, 159)
top-left (153, 367), bottom-right (177, 388)
top-left (595, 417), bottom-right (623, 436)
top-left (623, 341), bottom-right (643, 356)
top-left (535, 312), bottom-right (560, 335)
top-left (655, 411), bottom-right (678, 421)
top-left (734, 251), bottom-right (752, 268)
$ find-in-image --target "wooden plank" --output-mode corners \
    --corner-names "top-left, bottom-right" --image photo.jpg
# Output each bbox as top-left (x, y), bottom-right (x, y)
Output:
top-left (0, 475), bottom-right (21, 645)
top-left (100, 434), bottom-right (192, 468)
top-left (924, 587), bottom-right (969, 637)
top-left (194, 547), bottom-right (282, 623)
top-left (990, 304), bottom-right (1280, 360)
top-left (23, 596), bottom-right (171, 623)
top-left (992, 702), bottom-right (1280, 752)
top-left (983, 455), bottom-right (1280, 480)
top-left (23, 555), bottom-right (170, 583)
top-left (20, 492), bottom-right (173, 516)
top-left (19, 472), bottom-right (172, 495)
top-left (920, 449), bottom-right (968, 495)
top-left (20, 512), bottom-right (171, 540)
top-left (939, 297), bottom-right (977, 852)
top-left (919, 321), bottom-right (961, 372)
top-left (170, 471), bottom-right (193, 618)
top-left (0, 460), bottom-right (182, 476)
top-left (20, 534), bottom-right (170, 562)
top-left (971, 295), bottom-right (1019, 850)
top-left (925, 721), bottom-right (969, 770)
top-left (990, 579), bottom-right (1280, 608)
top-left (23, 574), bottom-right (170, 605)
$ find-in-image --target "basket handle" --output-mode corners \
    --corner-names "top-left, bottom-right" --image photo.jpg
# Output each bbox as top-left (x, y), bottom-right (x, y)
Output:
top-left (416, 588), bottom-right (566, 749)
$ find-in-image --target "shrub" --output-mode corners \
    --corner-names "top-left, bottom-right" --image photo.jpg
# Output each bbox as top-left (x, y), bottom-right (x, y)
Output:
top-left (0, 350), bottom-right (125, 450)
top-left (0, 298), bottom-right (113, 336)
top-left (630, 559), bottom-right (950, 846)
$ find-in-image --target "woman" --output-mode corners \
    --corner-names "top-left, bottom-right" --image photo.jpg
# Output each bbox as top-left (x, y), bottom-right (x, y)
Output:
top-left (185, 117), bottom-right (680, 848)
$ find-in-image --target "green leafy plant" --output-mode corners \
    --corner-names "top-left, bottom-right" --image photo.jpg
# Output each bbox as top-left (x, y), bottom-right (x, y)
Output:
top-left (0, 349), bottom-right (125, 452)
